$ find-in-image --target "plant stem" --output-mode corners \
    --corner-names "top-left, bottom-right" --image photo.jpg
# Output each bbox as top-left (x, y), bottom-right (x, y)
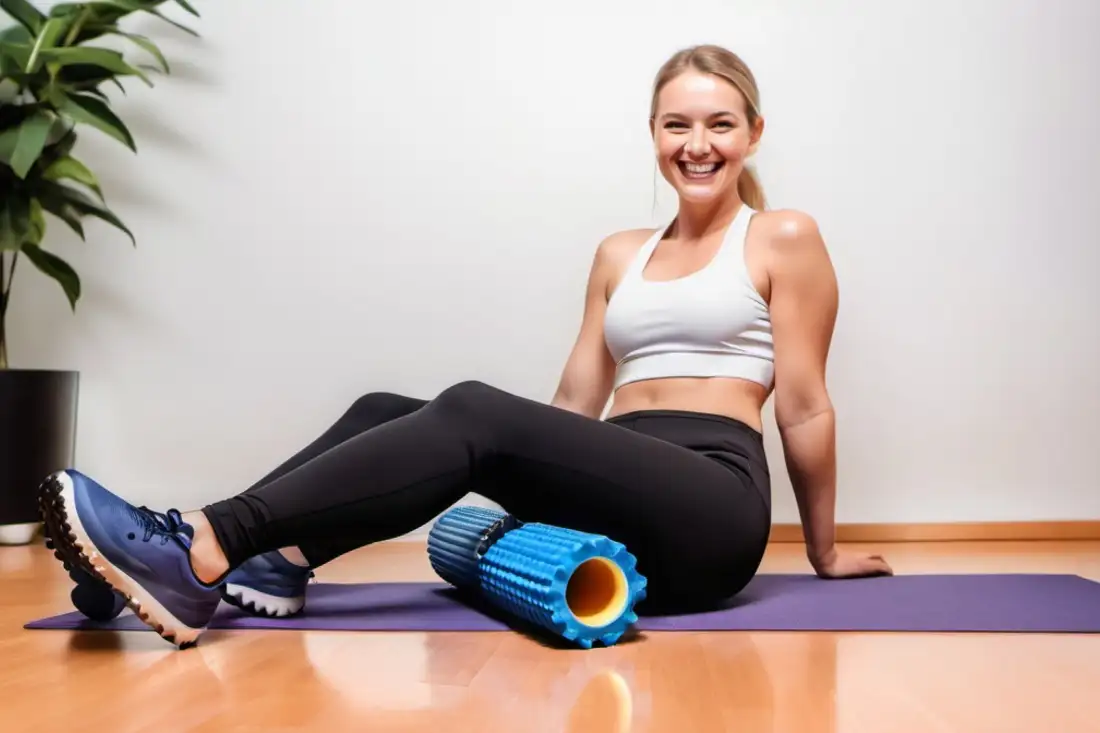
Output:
top-left (0, 252), bottom-right (5, 370)
top-left (64, 7), bottom-right (92, 46)
top-left (0, 251), bottom-right (17, 370)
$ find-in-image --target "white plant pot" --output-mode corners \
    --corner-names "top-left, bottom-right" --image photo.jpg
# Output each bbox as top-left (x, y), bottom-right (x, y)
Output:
top-left (0, 522), bottom-right (41, 546)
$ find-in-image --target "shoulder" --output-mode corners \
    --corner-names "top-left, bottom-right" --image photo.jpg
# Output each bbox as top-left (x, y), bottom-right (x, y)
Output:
top-left (752, 209), bottom-right (825, 255)
top-left (592, 227), bottom-right (660, 272)
top-left (589, 227), bottom-right (661, 297)
top-left (751, 208), bottom-right (833, 278)
top-left (595, 227), bottom-right (659, 261)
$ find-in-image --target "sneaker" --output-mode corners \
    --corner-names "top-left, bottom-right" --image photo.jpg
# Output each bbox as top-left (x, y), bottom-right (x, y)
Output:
top-left (37, 469), bottom-right (223, 648)
top-left (45, 523), bottom-right (127, 622)
top-left (221, 551), bottom-right (313, 617)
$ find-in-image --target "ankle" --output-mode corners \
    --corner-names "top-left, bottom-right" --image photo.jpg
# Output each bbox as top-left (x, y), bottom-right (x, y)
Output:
top-left (277, 546), bottom-right (311, 568)
top-left (182, 511), bottom-right (231, 584)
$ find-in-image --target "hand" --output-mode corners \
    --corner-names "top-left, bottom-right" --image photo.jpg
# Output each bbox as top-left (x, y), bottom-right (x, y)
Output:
top-left (811, 546), bottom-right (893, 579)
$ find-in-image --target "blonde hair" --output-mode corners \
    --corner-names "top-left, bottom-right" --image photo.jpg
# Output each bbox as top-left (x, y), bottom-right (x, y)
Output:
top-left (650, 45), bottom-right (766, 210)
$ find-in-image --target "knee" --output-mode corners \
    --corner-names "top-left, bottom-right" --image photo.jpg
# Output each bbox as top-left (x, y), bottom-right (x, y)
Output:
top-left (343, 391), bottom-right (410, 423)
top-left (428, 381), bottom-right (517, 431)
top-left (432, 380), bottom-right (498, 411)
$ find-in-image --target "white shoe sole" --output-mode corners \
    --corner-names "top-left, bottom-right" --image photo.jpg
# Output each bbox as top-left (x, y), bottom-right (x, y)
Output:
top-left (223, 584), bottom-right (305, 617)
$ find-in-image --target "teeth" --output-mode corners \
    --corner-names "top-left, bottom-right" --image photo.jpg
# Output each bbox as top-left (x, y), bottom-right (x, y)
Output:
top-left (683, 162), bottom-right (717, 174)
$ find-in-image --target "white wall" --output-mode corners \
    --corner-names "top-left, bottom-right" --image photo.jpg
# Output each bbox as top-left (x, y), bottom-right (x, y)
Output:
top-left (8, 0), bottom-right (1100, 534)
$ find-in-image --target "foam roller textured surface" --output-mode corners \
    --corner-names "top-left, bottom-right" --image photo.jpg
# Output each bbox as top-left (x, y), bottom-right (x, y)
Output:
top-left (478, 523), bottom-right (647, 648)
top-left (427, 505), bottom-right (515, 589)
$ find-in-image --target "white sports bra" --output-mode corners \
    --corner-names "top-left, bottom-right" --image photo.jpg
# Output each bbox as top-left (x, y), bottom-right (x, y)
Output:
top-left (603, 204), bottom-right (774, 391)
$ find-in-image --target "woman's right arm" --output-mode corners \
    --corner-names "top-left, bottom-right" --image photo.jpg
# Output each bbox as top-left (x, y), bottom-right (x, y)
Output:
top-left (550, 234), bottom-right (630, 419)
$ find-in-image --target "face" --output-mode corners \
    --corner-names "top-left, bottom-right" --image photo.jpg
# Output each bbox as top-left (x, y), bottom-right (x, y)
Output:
top-left (650, 70), bottom-right (762, 205)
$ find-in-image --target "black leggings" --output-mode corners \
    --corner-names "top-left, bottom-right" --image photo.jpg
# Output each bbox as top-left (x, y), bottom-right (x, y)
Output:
top-left (202, 381), bottom-right (772, 609)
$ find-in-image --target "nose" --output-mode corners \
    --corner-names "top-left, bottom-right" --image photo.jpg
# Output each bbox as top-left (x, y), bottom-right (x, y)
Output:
top-left (684, 125), bottom-right (710, 158)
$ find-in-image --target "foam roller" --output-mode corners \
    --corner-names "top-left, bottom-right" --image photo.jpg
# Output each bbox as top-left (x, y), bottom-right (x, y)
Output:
top-left (427, 505), bottom-right (520, 588)
top-left (427, 506), bottom-right (648, 649)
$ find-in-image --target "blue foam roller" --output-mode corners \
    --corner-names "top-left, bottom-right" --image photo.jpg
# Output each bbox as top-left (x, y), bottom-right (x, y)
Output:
top-left (477, 522), bottom-right (648, 649)
top-left (426, 505), bottom-right (520, 589)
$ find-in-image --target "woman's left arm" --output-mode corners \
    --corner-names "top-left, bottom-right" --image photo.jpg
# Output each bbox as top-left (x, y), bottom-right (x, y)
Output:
top-left (766, 211), bottom-right (892, 579)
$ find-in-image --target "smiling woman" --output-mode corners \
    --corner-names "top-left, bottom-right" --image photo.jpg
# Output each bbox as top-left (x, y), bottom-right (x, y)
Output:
top-left (648, 46), bottom-right (766, 210)
top-left (39, 43), bottom-right (889, 651)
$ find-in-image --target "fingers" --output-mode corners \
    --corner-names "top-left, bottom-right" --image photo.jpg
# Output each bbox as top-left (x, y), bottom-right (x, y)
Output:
top-left (869, 556), bottom-right (893, 576)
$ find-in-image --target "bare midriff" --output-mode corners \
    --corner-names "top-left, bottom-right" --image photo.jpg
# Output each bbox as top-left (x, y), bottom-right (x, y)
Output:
top-left (605, 376), bottom-right (771, 432)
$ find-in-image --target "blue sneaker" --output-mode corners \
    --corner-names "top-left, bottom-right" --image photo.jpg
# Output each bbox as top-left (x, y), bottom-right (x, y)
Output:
top-left (43, 523), bottom-right (127, 622)
top-left (37, 469), bottom-right (223, 647)
top-left (221, 551), bottom-right (313, 617)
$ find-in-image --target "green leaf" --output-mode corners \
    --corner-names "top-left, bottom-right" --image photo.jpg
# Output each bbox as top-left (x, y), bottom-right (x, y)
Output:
top-left (45, 126), bottom-right (78, 162)
top-left (38, 179), bottom-right (134, 244)
top-left (0, 21), bottom-right (33, 45)
top-left (79, 86), bottom-right (109, 101)
top-left (37, 46), bottom-right (152, 86)
top-left (173, 0), bottom-right (200, 17)
top-left (56, 91), bottom-right (136, 151)
top-left (0, 38), bottom-right (32, 73)
top-left (110, 31), bottom-right (169, 73)
top-left (37, 194), bottom-right (85, 240)
top-left (54, 62), bottom-right (122, 92)
top-left (44, 154), bottom-right (103, 200)
top-left (27, 198), bottom-right (45, 245)
top-left (79, 1), bottom-right (199, 37)
top-left (0, 108), bottom-right (53, 178)
top-left (22, 243), bottom-right (81, 309)
top-left (0, 195), bottom-right (31, 251)
top-left (26, 16), bottom-right (68, 72)
top-left (0, 0), bottom-right (46, 34)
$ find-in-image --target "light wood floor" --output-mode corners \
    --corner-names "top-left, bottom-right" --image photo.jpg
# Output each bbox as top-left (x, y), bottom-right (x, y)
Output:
top-left (2, 538), bottom-right (1099, 733)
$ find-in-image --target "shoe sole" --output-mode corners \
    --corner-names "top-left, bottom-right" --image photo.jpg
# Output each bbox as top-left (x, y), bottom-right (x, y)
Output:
top-left (37, 471), bottom-right (204, 648)
top-left (222, 584), bottom-right (305, 618)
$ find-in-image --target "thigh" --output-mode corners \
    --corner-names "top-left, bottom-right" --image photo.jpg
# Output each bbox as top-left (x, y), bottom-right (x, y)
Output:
top-left (441, 382), bottom-right (771, 603)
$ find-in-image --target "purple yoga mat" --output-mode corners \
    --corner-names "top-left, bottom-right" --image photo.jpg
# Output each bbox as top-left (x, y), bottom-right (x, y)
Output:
top-left (24, 573), bottom-right (1100, 634)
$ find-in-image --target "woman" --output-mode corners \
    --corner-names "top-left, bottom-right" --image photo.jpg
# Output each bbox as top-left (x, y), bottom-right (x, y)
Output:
top-left (40, 44), bottom-right (891, 648)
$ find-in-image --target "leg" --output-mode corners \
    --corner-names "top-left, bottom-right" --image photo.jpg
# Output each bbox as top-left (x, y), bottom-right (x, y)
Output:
top-left (59, 391), bottom-right (427, 622)
top-left (41, 381), bottom-right (770, 646)
top-left (239, 391), bottom-right (428, 566)
top-left (217, 392), bottom-right (428, 615)
top-left (200, 382), bottom-right (770, 603)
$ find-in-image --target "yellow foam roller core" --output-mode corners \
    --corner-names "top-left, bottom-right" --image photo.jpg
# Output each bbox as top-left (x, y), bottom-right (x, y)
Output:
top-left (566, 557), bottom-right (630, 627)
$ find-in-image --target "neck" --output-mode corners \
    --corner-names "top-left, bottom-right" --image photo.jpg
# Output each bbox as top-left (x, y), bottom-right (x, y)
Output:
top-left (672, 193), bottom-right (744, 242)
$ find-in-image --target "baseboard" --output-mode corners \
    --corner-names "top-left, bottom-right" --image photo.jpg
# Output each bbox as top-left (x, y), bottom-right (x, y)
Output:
top-left (395, 520), bottom-right (1100, 545)
top-left (768, 521), bottom-right (1100, 543)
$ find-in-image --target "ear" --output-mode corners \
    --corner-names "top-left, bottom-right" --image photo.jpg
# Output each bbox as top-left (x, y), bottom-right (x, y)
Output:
top-left (747, 115), bottom-right (765, 157)
top-left (649, 117), bottom-right (656, 139)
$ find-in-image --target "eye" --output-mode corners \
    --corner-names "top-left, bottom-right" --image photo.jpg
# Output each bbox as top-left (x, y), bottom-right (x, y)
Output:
top-left (712, 121), bottom-right (735, 130)
top-left (663, 121), bottom-right (688, 130)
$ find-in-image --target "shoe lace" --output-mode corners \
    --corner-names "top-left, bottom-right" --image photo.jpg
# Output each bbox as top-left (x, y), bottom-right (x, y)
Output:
top-left (127, 505), bottom-right (195, 547)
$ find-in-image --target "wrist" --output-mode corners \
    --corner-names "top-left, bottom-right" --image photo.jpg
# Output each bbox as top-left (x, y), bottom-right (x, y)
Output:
top-left (808, 543), bottom-right (836, 571)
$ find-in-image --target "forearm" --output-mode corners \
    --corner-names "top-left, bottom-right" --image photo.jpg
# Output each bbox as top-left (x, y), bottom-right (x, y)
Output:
top-left (779, 407), bottom-right (837, 570)
top-left (550, 384), bottom-right (607, 419)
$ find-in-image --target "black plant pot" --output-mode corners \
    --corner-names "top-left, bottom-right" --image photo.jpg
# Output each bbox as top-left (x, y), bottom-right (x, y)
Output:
top-left (0, 369), bottom-right (79, 544)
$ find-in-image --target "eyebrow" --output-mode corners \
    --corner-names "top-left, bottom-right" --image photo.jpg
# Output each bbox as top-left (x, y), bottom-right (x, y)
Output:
top-left (659, 111), bottom-right (739, 121)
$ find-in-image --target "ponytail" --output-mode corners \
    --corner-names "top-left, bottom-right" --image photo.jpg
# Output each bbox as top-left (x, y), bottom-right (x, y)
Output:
top-left (738, 164), bottom-right (766, 210)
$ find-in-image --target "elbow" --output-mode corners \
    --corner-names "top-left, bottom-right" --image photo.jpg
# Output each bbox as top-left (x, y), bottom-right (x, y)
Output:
top-left (775, 386), bottom-right (834, 431)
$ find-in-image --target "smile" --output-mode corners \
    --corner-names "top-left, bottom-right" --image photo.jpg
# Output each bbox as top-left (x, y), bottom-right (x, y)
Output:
top-left (678, 161), bottom-right (724, 179)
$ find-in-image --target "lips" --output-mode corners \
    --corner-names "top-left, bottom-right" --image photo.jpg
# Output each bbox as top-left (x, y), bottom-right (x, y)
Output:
top-left (677, 160), bottom-right (725, 179)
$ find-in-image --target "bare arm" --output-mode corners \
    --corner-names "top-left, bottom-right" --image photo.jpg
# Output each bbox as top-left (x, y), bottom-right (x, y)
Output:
top-left (767, 211), bottom-right (892, 578)
top-left (550, 236), bottom-right (619, 419)
top-left (766, 211), bottom-right (840, 570)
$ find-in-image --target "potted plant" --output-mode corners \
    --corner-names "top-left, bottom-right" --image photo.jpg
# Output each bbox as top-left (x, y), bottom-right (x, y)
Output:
top-left (0, 0), bottom-right (199, 544)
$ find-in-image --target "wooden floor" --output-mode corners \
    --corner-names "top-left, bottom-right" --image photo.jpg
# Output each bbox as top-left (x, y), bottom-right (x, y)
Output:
top-left (2, 537), bottom-right (1099, 733)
